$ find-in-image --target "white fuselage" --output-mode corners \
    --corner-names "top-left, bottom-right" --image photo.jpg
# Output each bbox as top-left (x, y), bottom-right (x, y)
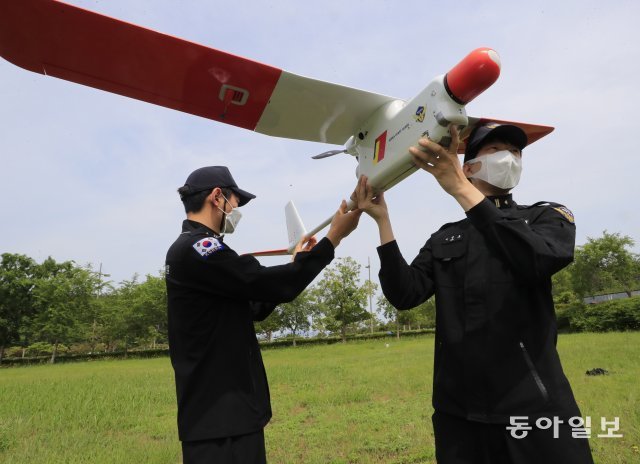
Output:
top-left (354, 74), bottom-right (467, 193)
top-left (304, 75), bottom-right (468, 239)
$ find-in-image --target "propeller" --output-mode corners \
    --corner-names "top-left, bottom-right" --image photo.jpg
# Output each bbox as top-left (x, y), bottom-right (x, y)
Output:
top-left (312, 149), bottom-right (347, 159)
top-left (311, 136), bottom-right (356, 160)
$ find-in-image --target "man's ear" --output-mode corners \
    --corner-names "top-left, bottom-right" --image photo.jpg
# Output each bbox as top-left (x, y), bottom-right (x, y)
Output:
top-left (462, 162), bottom-right (474, 178)
top-left (209, 187), bottom-right (222, 206)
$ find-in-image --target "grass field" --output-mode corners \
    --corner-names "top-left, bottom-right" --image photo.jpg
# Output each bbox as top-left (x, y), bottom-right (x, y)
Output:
top-left (1, 332), bottom-right (638, 463)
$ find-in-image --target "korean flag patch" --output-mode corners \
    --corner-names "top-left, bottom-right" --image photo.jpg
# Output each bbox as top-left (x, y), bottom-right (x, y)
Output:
top-left (193, 237), bottom-right (224, 258)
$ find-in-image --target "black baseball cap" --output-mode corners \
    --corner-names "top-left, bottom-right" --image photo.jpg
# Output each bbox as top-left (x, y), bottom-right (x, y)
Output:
top-left (180, 166), bottom-right (256, 206)
top-left (464, 123), bottom-right (528, 162)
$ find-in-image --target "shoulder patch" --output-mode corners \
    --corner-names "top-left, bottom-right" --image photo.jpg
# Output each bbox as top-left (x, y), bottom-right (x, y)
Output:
top-left (552, 206), bottom-right (575, 224)
top-left (192, 237), bottom-right (225, 258)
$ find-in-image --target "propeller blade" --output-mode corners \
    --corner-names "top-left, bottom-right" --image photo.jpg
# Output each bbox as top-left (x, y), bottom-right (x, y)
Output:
top-left (311, 149), bottom-right (346, 159)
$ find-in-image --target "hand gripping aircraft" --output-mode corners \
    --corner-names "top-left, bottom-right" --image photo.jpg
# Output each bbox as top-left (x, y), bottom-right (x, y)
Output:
top-left (0, 0), bottom-right (553, 255)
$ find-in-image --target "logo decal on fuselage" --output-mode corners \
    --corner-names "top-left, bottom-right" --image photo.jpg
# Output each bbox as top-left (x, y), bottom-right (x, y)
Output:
top-left (373, 131), bottom-right (387, 164)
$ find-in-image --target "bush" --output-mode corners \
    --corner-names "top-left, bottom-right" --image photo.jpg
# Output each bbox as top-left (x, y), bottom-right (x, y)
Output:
top-left (4, 346), bottom-right (26, 358)
top-left (25, 342), bottom-right (69, 357)
top-left (258, 329), bottom-right (435, 350)
top-left (567, 296), bottom-right (640, 332)
top-left (1, 348), bottom-right (171, 367)
top-left (67, 343), bottom-right (108, 355)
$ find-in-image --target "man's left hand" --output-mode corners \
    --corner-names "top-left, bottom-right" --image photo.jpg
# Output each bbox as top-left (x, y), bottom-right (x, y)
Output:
top-left (409, 125), bottom-right (485, 211)
top-left (408, 125), bottom-right (468, 197)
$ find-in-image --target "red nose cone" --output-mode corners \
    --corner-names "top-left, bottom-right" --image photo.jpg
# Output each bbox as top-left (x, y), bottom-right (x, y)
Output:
top-left (445, 48), bottom-right (501, 104)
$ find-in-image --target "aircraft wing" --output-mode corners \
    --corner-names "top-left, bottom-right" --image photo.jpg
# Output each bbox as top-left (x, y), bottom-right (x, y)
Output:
top-left (0, 0), bottom-right (396, 145)
top-left (458, 117), bottom-right (554, 154)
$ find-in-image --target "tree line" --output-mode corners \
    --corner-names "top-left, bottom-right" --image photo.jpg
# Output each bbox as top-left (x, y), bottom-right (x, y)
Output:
top-left (552, 231), bottom-right (640, 300)
top-left (1, 231), bottom-right (639, 363)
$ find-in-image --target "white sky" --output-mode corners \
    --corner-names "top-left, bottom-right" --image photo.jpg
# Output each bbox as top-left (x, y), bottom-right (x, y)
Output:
top-left (1, 0), bottom-right (639, 288)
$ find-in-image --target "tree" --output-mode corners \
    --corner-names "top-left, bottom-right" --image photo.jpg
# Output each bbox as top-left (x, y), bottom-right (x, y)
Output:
top-left (83, 264), bottom-right (113, 353)
top-left (95, 290), bottom-right (122, 352)
top-left (254, 310), bottom-right (282, 342)
top-left (378, 294), bottom-right (400, 339)
top-left (31, 258), bottom-right (100, 363)
top-left (277, 290), bottom-right (314, 346)
top-left (361, 279), bottom-right (379, 333)
top-left (0, 253), bottom-right (37, 363)
top-left (134, 274), bottom-right (168, 348)
top-left (551, 266), bottom-right (581, 330)
top-left (101, 279), bottom-right (135, 353)
top-left (378, 294), bottom-right (435, 338)
top-left (571, 231), bottom-right (640, 298)
top-left (313, 257), bottom-right (370, 342)
top-left (414, 298), bottom-right (436, 329)
top-left (99, 275), bottom-right (164, 354)
top-left (551, 266), bottom-right (573, 297)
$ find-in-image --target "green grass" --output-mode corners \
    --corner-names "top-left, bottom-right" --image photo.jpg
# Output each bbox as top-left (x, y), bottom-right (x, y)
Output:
top-left (0, 333), bottom-right (638, 463)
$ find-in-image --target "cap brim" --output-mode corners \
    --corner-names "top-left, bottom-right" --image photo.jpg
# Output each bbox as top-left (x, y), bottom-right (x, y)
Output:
top-left (231, 187), bottom-right (256, 207)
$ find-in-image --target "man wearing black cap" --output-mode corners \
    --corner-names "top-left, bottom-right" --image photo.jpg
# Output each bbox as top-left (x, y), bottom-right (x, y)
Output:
top-left (355, 125), bottom-right (593, 463)
top-left (166, 166), bottom-right (362, 464)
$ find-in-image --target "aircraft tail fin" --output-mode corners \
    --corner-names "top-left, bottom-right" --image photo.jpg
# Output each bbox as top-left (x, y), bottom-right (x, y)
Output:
top-left (245, 201), bottom-right (307, 256)
top-left (285, 201), bottom-right (307, 254)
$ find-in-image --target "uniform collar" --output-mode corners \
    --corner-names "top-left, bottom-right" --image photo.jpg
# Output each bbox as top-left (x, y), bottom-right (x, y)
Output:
top-left (487, 193), bottom-right (515, 209)
top-left (182, 219), bottom-right (222, 239)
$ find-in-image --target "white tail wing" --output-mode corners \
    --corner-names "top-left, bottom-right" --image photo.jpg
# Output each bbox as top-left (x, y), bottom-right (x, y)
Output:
top-left (285, 201), bottom-right (307, 253)
top-left (246, 201), bottom-right (308, 257)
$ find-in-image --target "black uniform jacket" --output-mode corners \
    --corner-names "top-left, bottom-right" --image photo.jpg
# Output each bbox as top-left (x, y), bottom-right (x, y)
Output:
top-left (165, 219), bottom-right (334, 441)
top-left (378, 195), bottom-right (581, 423)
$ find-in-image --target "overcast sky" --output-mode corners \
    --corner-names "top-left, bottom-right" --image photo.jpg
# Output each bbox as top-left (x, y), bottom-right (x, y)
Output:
top-left (1, 0), bottom-right (638, 289)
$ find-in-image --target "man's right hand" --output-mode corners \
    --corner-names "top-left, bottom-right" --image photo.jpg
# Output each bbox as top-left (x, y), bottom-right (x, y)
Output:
top-left (326, 200), bottom-right (362, 248)
top-left (353, 175), bottom-right (389, 224)
top-left (353, 175), bottom-right (395, 246)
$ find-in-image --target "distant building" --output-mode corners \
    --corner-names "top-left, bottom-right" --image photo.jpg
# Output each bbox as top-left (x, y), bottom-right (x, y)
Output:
top-left (583, 290), bottom-right (640, 304)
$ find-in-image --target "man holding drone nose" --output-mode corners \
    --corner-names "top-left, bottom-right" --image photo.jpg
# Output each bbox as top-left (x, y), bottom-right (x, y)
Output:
top-left (354, 124), bottom-right (594, 463)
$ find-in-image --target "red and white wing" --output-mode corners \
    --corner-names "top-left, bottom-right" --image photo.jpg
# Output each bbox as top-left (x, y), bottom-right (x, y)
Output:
top-left (0, 0), bottom-right (395, 145)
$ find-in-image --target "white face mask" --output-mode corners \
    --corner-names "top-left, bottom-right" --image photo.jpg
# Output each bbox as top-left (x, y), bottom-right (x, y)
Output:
top-left (466, 150), bottom-right (522, 189)
top-left (217, 194), bottom-right (242, 234)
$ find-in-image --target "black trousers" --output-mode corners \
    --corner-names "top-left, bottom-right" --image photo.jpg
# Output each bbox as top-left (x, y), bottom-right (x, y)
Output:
top-left (181, 429), bottom-right (266, 464)
top-left (432, 410), bottom-right (594, 464)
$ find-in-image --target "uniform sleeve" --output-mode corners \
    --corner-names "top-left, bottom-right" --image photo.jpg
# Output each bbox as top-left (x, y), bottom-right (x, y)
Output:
top-left (170, 237), bottom-right (335, 303)
top-left (465, 198), bottom-right (575, 282)
top-left (377, 239), bottom-right (435, 310)
top-left (250, 301), bottom-right (278, 321)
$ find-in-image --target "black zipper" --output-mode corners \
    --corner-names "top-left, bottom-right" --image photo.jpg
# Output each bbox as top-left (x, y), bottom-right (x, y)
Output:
top-left (519, 341), bottom-right (549, 402)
